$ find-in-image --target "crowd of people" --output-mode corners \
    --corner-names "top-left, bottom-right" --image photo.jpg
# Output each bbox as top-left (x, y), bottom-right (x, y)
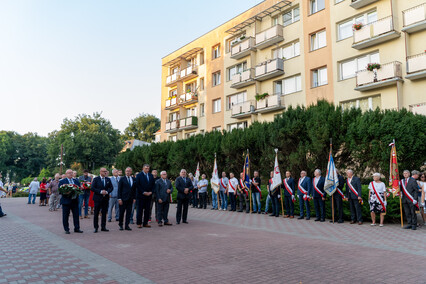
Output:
top-left (1, 167), bottom-right (425, 233)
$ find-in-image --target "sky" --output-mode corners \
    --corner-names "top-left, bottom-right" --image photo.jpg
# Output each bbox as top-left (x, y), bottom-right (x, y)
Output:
top-left (0, 0), bottom-right (262, 136)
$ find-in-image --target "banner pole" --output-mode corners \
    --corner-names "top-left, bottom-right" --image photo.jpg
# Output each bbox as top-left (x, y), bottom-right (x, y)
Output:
top-left (400, 195), bottom-right (403, 227)
top-left (249, 187), bottom-right (252, 213)
top-left (332, 195), bottom-right (335, 224)
top-left (280, 187), bottom-right (285, 217)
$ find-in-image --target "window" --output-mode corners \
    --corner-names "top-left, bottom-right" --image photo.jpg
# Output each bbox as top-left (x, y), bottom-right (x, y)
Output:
top-left (184, 81), bottom-right (197, 93)
top-left (227, 62), bottom-right (247, 81)
top-left (200, 52), bottom-right (205, 65)
top-left (310, 0), bottom-right (325, 14)
top-left (170, 66), bottom-right (179, 75)
top-left (200, 103), bottom-right (205, 117)
top-left (169, 136), bottom-right (177, 142)
top-left (169, 112), bottom-right (179, 122)
top-left (213, 99), bottom-right (221, 113)
top-left (227, 92), bottom-right (247, 110)
top-left (212, 44), bottom-right (221, 59)
top-left (341, 96), bottom-right (381, 112)
top-left (274, 81), bottom-right (283, 94)
top-left (200, 77), bottom-right (205, 91)
top-left (273, 41), bottom-right (300, 60)
top-left (227, 121), bottom-right (248, 131)
top-left (312, 67), bottom-right (328, 87)
top-left (339, 52), bottom-right (380, 80)
top-left (187, 57), bottom-right (197, 67)
top-left (169, 89), bottom-right (177, 98)
top-left (185, 132), bottom-right (196, 139)
top-left (283, 6), bottom-right (300, 26)
top-left (337, 11), bottom-right (377, 40)
top-left (283, 75), bottom-right (302, 94)
top-left (310, 30), bottom-right (326, 51)
top-left (226, 34), bottom-right (245, 53)
top-left (272, 16), bottom-right (279, 26)
top-left (186, 107), bottom-right (197, 117)
top-left (212, 126), bottom-right (221, 132)
top-left (213, 71), bottom-right (221, 86)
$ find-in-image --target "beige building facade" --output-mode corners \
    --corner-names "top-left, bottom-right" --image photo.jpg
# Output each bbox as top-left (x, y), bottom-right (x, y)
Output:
top-left (158, 0), bottom-right (426, 142)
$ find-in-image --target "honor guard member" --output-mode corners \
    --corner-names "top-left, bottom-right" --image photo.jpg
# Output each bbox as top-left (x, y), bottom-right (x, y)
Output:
top-left (219, 172), bottom-right (229, 211)
top-left (251, 171), bottom-right (262, 214)
top-left (297, 171), bottom-right (312, 220)
top-left (400, 170), bottom-right (420, 230)
top-left (283, 171), bottom-right (295, 218)
top-left (345, 169), bottom-right (363, 225)
top-left (330, 170), bottom-right (345, 223)
top-left (267, 171), bottom-right (280, 217)
top-left (237, 172), bottom-right (249, 213)
top-left (312, 169), bottom-right (326, 222)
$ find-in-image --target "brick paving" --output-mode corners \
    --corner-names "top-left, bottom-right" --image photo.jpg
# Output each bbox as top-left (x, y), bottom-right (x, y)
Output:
top-left (0, 198), bottom-right (425, 283)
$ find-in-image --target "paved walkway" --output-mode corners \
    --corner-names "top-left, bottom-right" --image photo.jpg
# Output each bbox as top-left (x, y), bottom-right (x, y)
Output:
top-left (0, 198), bottom-right (425, 283)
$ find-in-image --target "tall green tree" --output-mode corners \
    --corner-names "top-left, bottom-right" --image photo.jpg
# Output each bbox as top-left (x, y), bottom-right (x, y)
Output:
top-left (123, 113), bottom-right (160, 142)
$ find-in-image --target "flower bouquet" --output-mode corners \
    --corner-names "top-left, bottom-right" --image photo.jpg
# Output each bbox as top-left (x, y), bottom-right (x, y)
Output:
top-left (59, 184), bottom-right (83, 199)
top-left (80, 181), bottom-right (92, 191)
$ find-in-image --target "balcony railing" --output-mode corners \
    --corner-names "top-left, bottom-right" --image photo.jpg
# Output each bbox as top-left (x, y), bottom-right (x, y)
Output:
top-left (166, 73), bottom-right (180, 86)
top-left (231, 101), bottom-right (255, 118)
top-left (350, 0), bottom-right (379, 9)
top-left (406, 52), bottom-right (426, 80)
top-left (255, 24), bottom-right (284, 50)
top-left (165, 97), bottom-right (178, 110)
top-left (165, 120), bottom-right (179, 133)
top-left (255, 94), bottom-right (285, 113)
top-left (180, 65), bottom-right (198, 81)
top-left (230, 69), bottom-right (256, 89)
top-left (355, 61), bottom-right (403, 91)
top-left (179, 92), bottom-right (198, 105)
top-left (352, 16), bottom-right (400, 50)
top-left (179, 116), bottom-right (198, 130)
top-left (231, 37), bottom-right (256, 60)
top-left (255, 58), bottom-right (284, 81)
top-left (402, 3), bottom-right (426, 33)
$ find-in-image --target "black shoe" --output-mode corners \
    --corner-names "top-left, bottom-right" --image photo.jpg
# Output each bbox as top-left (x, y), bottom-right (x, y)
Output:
top-left (0, 214), bottom-right (6, 217)
top-left (275, 215), bottom-right (279, 217)
top-left (297, 216), bottom-right (304, 219)
top-left (258, 212), bottom-right (261, 214)
top-left (108, 219), bottom-right (111, 222)
top-left (176, 222), bottom-right (180, 225)
top-left (269, 214), bottom-right (275, 217)
top-left (119, 226), bottom-right (124, 231)
top-left (101, 228), bottom-right (109, 232)
top-left (74, 229), bottom-right (83, 233)
top-left (65, 231), bottom-right (70, 234)
top-left (403, 225), bottom-right (412, 229)
top-left (338, 220), bottom-right (344, 223)
top-left (115, 219), bottom-right (119, 222)
top-left (211, 208), bottom-right (215, 210)
top-left (306, 217), bottom-right (310, 220)
top-left (412, 226), bottom-right (417, 230)
top-left (94, 229), bottom-right (98, 233)
top-left (125, 226), bottom-right (132, 231)
top-left (320, 219), bottom-right (325, 222)
top-left (315, 218), bottom-right (320, 222)
top-left (238, 210), bottom-right (243, 212)
top-left (183, 221), bottom-right (188, 224)
top-left (329, 220), bottom-right (334, 223)
top-left (251, 211), bottom-right (257, 214)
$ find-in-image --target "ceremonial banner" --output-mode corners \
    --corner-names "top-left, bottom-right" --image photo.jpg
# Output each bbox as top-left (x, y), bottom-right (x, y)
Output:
top-left (388, 140), bottom-right (400, 198)
top-left (211, 154), bottom-right (220, 194)
top-left (243, 152), bottom-right (251, 190)
top-left (271, 149), bottom-right (282, 194)
top-left (324, 150), bottom-right (339, 196)
top-left (195, 162), bottom-right (200, 181)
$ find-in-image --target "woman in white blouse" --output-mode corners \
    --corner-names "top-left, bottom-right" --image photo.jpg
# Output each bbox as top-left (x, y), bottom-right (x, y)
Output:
top-left (368, 173), bottom-right (387, 227)
top-left (419, 173), bottom-right (425, 225)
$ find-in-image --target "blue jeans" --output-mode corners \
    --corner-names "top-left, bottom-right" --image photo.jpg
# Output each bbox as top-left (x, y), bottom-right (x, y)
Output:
top-left (219, 191), bottom-right (228, 210)
top-left (252, 192), bottom-right (261, 212)
top-left (78, 193), bottom-right (90, 217)
top-left (264, 195), bottom-right (271, 213)
top-left (212, 191), bottom-right (218, 209)
top-left (28, 193), bottom-right (36, 204)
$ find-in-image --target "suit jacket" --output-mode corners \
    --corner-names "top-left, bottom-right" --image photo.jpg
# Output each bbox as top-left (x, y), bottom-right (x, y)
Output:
top-left (283, 177), bottom-right (295, 197)
top-left (312, 176), bottom-right (325, 198)
top-left (400, 177), bottom-right (418, 204)
top-left (155, 178), bottom-right (173, 203)
top-left (345, 176), bottom-right (362, 200)
top-left (110, 176), bottom-right (120, 198)
top-left (175, 176), bottom-right (194, 200)
top-left (91, 176), bottom-right (113, 203)
top-left (58, 178), bottom-right (81, 205)
top-left (297, 177), bottom-right (312, 196)
top-left (135, 172), bottom-right (155, 199)
top-left (118, 176), bottom-right (136, 202)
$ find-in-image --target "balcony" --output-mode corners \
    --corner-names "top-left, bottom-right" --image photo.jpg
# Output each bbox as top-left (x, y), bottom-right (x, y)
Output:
top-left (255, 58), bottom-right (284, 81)
top-left (165, 120), bottom-right (179, 133)
top-left (402, 3), bottom-right (426, 34)
top-left (355, 61), bottom-right (403, 91)
top-left (230, 37), bottom-right (256, 60)
top-left (230, 69), bottom-right (256, 89)
top-left (179, 92), bottom-right (198, 106)
top-left (255, 25), bottom-right (284, 50)
top-left (255, 94), bottom-right (285, 114)
top-left (165, 97), bottom-right (179, 110)
top-left (180, 65), bottom-right (198, 82)
top-left (166, 73), bottom-right (180, 87)
top-left (231, 101), bottom-right (255, 118)
top-left (179, 116), bottom-right (198, 131)
top-left (352, 16), bottom-right (400, 50)
top-left (350, 0), bottom-right (379, 9)
top-left (406, 53), bottom-right (426, 80)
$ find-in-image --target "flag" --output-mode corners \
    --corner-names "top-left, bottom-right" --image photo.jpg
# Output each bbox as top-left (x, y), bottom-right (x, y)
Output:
top-left (389, 140), bottom-right (400, 197)
top-left (195, 162), bottom-right (200, 181)
top-left (211, 154), bottom-right (220, 194)
top-left (324, 150), bottom-right (339, 196)
top-left (243, 151), bottom-right (251, 190)
top-left (271, 149), bottom-right (282, 193)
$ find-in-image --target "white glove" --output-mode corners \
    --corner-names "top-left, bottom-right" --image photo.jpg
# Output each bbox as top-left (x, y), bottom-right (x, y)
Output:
top-left (413, 200), bottom-right (417, 205)
top-left (277, 194), bottom-right (281, 199)
top-left (384, 201), bottom-right (387, 206)
top-left (303, 194), bottom-right (307, 199)
top-left (421, 203), bottom-right (425, 207)
top-left (292, 195), bottom-right (295, 199)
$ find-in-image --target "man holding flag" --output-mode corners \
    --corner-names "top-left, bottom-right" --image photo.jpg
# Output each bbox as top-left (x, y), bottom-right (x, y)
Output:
top-left (297, 170), bottom-right (312, 220)
top-left (323, 145), bottom-right (343, 223)
top-left (251, 171), bottom-right (262, 214)
top-left (283, 171), bottom-right (295, 218)
top-left (400, 170), bottom-right (419, 230)
top-left (210, 155), bottom-right (220, 210)
top-left (269, 149), bottom-right (282, 217)
top-left (329, 170), bottom-right (345, 223)
top-left (237, 172), bottom-right (249, 213)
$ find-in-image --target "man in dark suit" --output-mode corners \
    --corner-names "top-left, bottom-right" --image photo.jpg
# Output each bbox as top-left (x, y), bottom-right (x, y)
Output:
top-left (91, 168), bottom-right (113, 233)
top-left (283, 171), bottom-right (295, 218)
top-left (330, 170), bottom-right (345, 223)
top-left (155, 170), bottom-right (174, 226)
top-left (400, 170), bottom-right (419, 230)
top-left (118, 167), bottom-right (136, 231)
top-left (312, 169), bottom-right (326, 222)
top-left (175, 169), bottom-right (193, 224)
top-left (135, 164), bottom-right (155, 228)
top-left (345, 169), bottom-right (363, 225)
top-left (297, 170), bottom-right (312, 220)
top-left (59, 169), bottom-right (83, 234)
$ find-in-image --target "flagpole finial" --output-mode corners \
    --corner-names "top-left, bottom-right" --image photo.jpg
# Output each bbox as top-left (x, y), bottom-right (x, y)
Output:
top-left (274, 148), bottom-right (278, 154)
top-left (247, 149), bottom-right (249, 154)
top-left (214, 152), bottom-right (216, 158)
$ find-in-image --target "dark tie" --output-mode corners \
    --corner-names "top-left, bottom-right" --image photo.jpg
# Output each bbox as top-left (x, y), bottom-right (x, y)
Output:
top-left (102, 178), bottom-right (105, 187)
top-left (145, 173), bottom-right (149, 182)
top-left (128, 177), bottom-right (131, 186)
top-left (405, 179), bottom-right (407, 187)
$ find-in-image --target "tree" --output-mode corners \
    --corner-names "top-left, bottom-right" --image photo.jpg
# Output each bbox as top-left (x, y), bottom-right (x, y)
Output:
top-left (123, 113), bottom-right (160, 142)
top-left (47, 113), bottom-right (122, 170)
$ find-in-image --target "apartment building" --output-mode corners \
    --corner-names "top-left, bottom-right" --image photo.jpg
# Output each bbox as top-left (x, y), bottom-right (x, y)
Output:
top-left (158, 0), bottom-right (426, 142)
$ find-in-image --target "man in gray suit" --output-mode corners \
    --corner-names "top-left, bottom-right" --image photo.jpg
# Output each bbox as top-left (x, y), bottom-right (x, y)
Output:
top-left (108, 169), bottom-right (120, 222)
top-left (155, 171), bottom-right (173, 226)
top-left (401, 170), bottom-right (419, 230)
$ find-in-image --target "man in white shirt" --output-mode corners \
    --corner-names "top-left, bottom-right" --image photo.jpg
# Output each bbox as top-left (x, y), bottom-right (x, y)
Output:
top-left (28, 178), bottom-right (40, 204)
top-left (197, 174), bottom-right (209, 209)
top-left (0, 173), bottom-right (7, 217)
top-left (227, 172), bottom-right (238, 211)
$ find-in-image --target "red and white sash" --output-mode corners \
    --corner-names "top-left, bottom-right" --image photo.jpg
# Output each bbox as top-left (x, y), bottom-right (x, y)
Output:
top-left (239, 179), bottom-right (248, 196)
top-left (229, 180), bottom-right (236, 192)
top-left (370, 182), bottom-right (386, 212)
top-left (313, 178), bottom-right (324, 198)
top-left (298, 179), bottom-right (309, 200)
top-left (401, 178), bottom-right (419, 209)
top-left (252, 178), bottom-right (261, 193)
top-left (347, 180), bottom-right (359, 197)
top-left (283, 178), bottom-right (295, 202)
top-left (336, 188), bottom-right (345, 199)
top-left (220, 178), bottom-right (227, 189)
